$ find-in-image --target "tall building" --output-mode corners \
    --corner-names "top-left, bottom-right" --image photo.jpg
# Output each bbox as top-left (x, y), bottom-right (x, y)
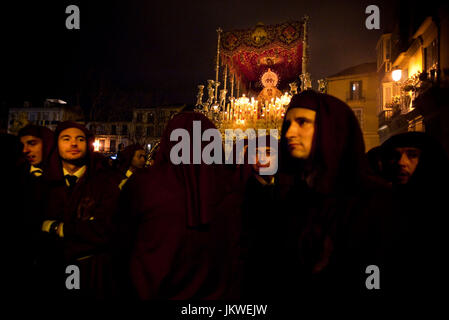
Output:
top-left (325, 62), bottom-right (379, 152)
top-left (377, 3), bottom-right (449, 154)
top-left (7, 99), bottom-right (84, 135)
top-left (87, 121), bottom-right (132, 154)
top-left (88, 105), bottom-right (184, 154)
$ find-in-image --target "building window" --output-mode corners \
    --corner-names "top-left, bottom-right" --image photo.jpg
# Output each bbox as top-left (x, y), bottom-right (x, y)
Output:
top-left (111, 125), bottom-right (116, 135)
top-left (383, 84), bottom-right (392, 108)
top-left (110, 139), bottom-right (116, 152)
top-left (122, 125), bottom-right (128, 135)
top-left (425, 40), bottom-right (438, 73)
top-left (147, 126), bottom-right (154, 137)
top-left (349, 81), bottom-right (362, 100)
top-left (136, 113), bottom-right (143, 122)
top-left (29, 112), bottom-right (37, 121)
top-left (353, 108), bottom-right (363, 129)
top-left (382, 82), bottom-right (401, 110)
top-left (136, 125), bottom-right (143, 136)
top-left (377, 40), bottom-right (383, 69)
top-left (385, 38), bottom-right (391, 60)
top-left (99, 139), bottom-right (105, 152)
top-left (158, 110), bottom-right (165, 123)
top-left (147, 113), bottom-right (154, 124)
top-left (377, 36), bottom-right (391, 70)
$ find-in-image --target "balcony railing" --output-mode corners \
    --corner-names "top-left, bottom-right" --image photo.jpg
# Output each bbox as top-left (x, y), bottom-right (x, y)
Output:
top-left (378, 109), bottom-right (393, 128)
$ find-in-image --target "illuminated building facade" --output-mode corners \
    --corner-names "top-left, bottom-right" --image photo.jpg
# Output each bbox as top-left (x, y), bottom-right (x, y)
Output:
top-left (325, 62), bottom-right (380, 152)
top-left (377, 4), bottom-right (449, 154)
top-left (88, 105), bottom-right (184, 154)
top-left (7, 99), bottom-right (83, 134)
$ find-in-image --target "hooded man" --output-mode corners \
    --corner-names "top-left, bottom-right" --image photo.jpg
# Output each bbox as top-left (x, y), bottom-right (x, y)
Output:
top-left (380, 132), bottom-right (449, 293)
top-left (40, 121), bottom-right (120, 299)
top-left (14, 125), bottom-right (60, 295)
top-left (125, 112), bottom-right (242, 299)
top-left (17, 124), bottom-right (57, 221)
top-left (18, 124), bottom-right (58, 175)
top-left (17, 125), bottom-right (59, 228)
top-left (275, 90), bottom-right (390, 296)
top-left (239, 134), bottom-right (279, 298)
top-left (381, 132), bottom-right (449, 188)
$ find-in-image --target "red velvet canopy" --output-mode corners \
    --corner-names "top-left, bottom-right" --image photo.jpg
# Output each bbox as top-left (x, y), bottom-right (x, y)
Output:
top-left (220, 20), bottom-right (304, 87)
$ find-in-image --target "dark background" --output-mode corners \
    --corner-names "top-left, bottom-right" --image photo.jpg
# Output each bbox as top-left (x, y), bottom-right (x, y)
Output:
top-left (1, 0), bottom-right (398, 109)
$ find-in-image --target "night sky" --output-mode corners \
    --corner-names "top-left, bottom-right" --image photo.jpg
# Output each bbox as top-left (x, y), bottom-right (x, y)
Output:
top-left (2, 0), bottom-right (398, 109)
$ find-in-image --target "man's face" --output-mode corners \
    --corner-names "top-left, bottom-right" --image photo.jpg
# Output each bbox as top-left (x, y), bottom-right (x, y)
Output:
top-left (284, 108), bottom-right (316, 159)
top-left (390, 147), bottom-right (421, 184)
top-left (20, 135), bottom-right (43, 166)
top-left (58, 128), bottom-right (87, 162)
top-left (250, 146), bottom-right (277, 175)
top-left (131, 149), bottom-right (146, 169)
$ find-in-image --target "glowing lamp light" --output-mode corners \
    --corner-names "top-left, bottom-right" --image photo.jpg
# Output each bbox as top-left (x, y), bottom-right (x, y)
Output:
top-left (392, 69), bottom-right (402, 82)
top-left (93, 140), bottom-right (100, 151)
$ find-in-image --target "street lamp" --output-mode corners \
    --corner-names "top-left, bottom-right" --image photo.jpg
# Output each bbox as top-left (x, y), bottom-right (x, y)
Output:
top-left (93, 140), bottom-right (100, 152)
top-left (392, 69), bottom-right (402, 82)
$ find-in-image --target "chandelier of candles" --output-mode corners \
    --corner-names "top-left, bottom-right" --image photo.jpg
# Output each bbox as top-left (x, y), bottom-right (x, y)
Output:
top-left (224, 92), bottom-right (292, 123)
top-left (195, 79), bottom-right (296, 133)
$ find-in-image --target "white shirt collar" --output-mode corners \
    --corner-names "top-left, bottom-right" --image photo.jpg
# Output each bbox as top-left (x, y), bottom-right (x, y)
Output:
top-left (63, 165), bottom-right (87, 186)
top-left (30, 165), bottom-right (43, 176)
top-left (125, 169), bottom-right (133, 178)
top-left (118, 170), bottom-right (134, 190)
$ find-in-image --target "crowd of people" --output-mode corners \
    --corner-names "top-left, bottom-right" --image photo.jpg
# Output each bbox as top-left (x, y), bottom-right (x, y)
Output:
top-left (2, 89), bottom-right (448, 300)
